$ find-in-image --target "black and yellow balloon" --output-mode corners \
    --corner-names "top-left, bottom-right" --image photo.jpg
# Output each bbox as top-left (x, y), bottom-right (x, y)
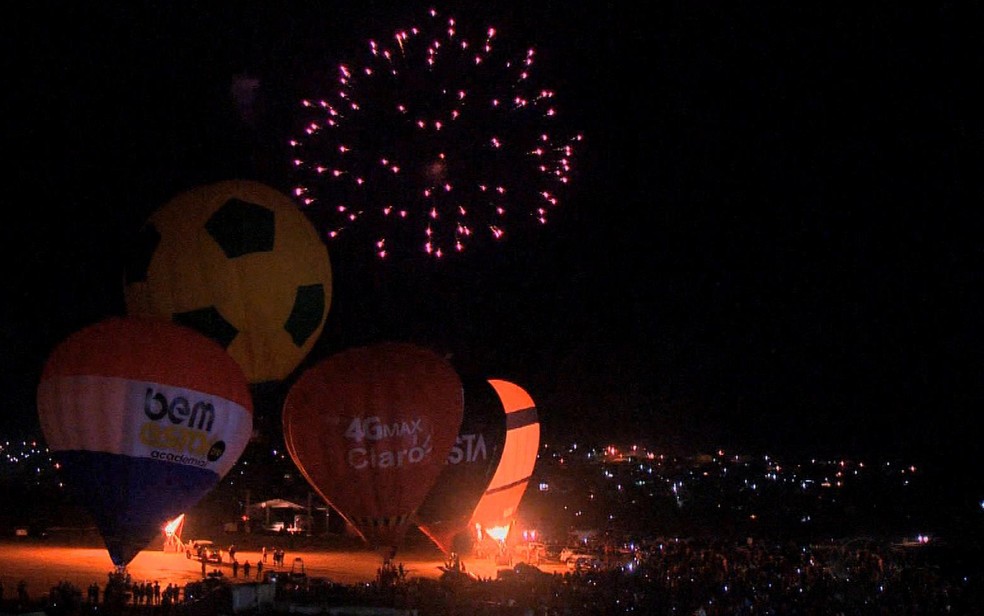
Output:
top-left (124, 180), bottom-right (332, 384)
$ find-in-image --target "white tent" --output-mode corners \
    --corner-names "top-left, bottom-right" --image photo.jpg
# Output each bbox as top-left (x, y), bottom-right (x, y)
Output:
top-left (249, 498), bottom-right (307, 512)
top-left (247, 499), bottom-right (307, 528)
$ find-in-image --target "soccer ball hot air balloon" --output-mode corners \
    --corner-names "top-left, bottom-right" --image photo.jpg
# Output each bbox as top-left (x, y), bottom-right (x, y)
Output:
top-left (36, 317), bottom-right (253, 569)
top-left (415, 376), bottom-right (507, 556)
top-left (283, 342), bottom-right (463, 557)
top-left (469, 379), bottom-right (539, 546)
top-left (124, 180), bottom-right (332, 384)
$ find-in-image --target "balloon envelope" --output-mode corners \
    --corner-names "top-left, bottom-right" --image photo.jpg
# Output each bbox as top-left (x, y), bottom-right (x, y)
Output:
top-left (415, 376), bottom-right (506, 556)
top-left (124, 179), bottom-right (332, 384)
top-left (469, 379), bottom-right (539, 539)
top-left (37, 317), bottom-right (253, 568)
top-left (283, 342), bottom-right (463, 553)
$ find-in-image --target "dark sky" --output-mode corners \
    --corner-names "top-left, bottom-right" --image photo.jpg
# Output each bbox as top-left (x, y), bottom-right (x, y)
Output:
top-left (2, 2), bottom-right (982, 472)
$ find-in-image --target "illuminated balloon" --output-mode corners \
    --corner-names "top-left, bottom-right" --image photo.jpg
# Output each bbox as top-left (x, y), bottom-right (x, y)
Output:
top-left (37, 317), bottom-right (253, 568)
top-left (469, 379), bottom-right (540, 542)
top-left (283, 342), bottom-right (463, 554)
top-left (124, 179), bottom-right (332, 384)
top-left (415, 376), bottom-right (506, 556)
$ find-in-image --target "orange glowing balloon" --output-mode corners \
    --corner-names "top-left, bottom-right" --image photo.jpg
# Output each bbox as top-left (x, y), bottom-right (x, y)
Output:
top-left (282, 342), bottom-right (463, 554)
top-left (469, 379), bottom-right (539, 541)
top-left (415, 376), bottom-right (507, 556)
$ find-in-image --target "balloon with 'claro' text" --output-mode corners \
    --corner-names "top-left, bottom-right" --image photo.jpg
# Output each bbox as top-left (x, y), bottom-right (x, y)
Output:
top-left (283, 342), bottom-right (463, 556)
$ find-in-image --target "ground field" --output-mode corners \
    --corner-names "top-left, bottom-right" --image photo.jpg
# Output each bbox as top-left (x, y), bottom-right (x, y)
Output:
top-left (0, 542), bottom-right (566, 601)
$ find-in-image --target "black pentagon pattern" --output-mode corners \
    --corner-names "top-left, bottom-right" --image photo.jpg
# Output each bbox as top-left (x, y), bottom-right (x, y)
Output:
top-left (124, 224), bottom-right (162, 284)
top-left (285, 284), bottom-right (326, 347)
top-left (173, 306), bottom-right (240, 349)
top-left (205, 198), bottom-right (275, 258)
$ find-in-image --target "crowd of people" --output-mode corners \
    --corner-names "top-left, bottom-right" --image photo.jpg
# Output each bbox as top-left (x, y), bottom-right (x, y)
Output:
top-left (284, 537), bottom-right (984, 615)
top-left (481, 538), bottom-right (983, 615)
top-left (3, 536), bottom-right (980, 614)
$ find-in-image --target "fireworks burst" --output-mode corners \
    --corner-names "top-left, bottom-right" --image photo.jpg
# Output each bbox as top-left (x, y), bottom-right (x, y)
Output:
top-left (288, 7), bottom-right (582, 259)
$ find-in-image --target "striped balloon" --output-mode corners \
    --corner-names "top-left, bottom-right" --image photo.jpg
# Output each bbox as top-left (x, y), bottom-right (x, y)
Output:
top-left (415, 376), bottom-right (507, 556)
top-left (37, 316), bottom-right (253, 568)
top-left (469, 380), bottom-right (540, 540)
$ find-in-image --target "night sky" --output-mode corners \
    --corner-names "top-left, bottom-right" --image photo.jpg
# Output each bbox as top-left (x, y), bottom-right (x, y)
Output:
top-left (2, 3), bottom-right (982, 475)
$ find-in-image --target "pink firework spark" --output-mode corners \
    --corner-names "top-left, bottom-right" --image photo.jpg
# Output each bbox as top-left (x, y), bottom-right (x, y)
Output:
top-left (289, 7), bottom-right (582, 259)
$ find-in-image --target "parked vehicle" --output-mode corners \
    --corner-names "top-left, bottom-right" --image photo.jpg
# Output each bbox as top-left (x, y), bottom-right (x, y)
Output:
top-left (185, 539), bottom-right (222, 563)
top-left (567, 555), bottom-right (603, 571)
top-left (185, 539), bottom-right (211, 558)
top-left (289, 557), bottom-right (307, 582)
top-left (559, 547), bottom-right (598, 564)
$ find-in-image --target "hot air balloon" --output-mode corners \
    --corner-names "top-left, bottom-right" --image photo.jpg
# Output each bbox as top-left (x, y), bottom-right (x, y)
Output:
top-left (283, 342), bottom-right (463, 558)
top-left (37, 316), bottom-right (253, 569)
top-left (415, 376), bottom-right (507, 556)
top-left (124, 179), bottom-right (332, 384)
top-left (469, 379), bottom-right (540, 548)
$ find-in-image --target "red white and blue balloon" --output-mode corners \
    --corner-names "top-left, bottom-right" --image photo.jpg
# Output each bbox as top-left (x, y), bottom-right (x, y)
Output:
top-left (37, 316), bottom-right (253, 568)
